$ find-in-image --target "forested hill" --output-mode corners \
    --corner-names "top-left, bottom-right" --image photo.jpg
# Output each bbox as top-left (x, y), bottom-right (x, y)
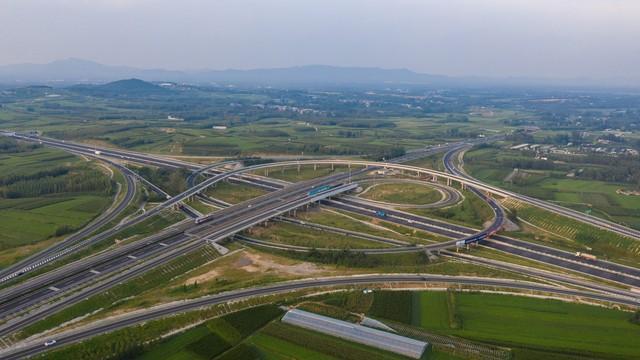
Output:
top-left (69, 79), bottom-right (172, 97)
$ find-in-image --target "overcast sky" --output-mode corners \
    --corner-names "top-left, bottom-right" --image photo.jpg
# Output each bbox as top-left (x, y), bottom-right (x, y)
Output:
top-left (1, 0), bottom-right (639, 81)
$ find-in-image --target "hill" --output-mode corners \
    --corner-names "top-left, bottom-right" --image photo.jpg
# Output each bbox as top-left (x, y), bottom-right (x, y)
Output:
top-left (68, 79), bottom-right (171, 97)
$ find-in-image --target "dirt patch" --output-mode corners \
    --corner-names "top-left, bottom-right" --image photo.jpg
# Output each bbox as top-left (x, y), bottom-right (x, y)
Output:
top-left (184, 269), bottom-right (220, 286)
top-left (234, 251), bottom-right (324, 276)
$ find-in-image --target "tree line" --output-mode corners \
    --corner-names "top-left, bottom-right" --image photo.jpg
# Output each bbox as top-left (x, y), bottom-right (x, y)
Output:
top-left (0, 169), bottom-right (113, 198)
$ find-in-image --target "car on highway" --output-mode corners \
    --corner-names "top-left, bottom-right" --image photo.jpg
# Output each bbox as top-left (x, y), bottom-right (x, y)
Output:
top-left (44, 340), bottom-right (57, 347)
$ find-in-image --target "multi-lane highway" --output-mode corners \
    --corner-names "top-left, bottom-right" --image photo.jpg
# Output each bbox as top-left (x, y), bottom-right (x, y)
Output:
top-left (0, 174), bottom-right (358, 334)
top-left (1, 273), bottom-right (636, 360)
top-left (2, 132), bottom-right (640, 358)
top-left (0, 156), bottom-right (138, 283)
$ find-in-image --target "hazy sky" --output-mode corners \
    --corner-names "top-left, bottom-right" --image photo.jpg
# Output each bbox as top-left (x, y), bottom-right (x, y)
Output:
top-left (1, 0), bottom-right (639, 80)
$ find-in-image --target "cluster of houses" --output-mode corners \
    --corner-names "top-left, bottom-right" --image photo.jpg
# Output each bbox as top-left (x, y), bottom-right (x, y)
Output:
top-left (510, 142), bottom-right (638, 157)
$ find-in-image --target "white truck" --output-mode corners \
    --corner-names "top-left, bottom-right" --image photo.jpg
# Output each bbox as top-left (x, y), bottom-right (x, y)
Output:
top-left (575, 252), bottom-right (597, 261)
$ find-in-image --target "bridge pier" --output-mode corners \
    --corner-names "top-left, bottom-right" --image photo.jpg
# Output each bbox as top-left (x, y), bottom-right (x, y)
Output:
top-left (313, 164), bottom-right (317, 171)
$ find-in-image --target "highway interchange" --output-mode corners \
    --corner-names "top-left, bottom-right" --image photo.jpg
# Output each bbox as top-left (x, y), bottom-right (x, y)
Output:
top-left (0, 131), bottom-right (639, 358)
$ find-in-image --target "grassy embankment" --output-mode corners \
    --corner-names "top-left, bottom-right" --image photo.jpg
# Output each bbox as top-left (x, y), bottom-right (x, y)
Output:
top-left (359, 182), bottom-right (442, 205)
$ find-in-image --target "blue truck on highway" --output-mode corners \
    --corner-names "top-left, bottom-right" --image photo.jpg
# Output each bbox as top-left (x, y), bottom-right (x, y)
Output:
top-left (308, 184), bottom-right (341, 196)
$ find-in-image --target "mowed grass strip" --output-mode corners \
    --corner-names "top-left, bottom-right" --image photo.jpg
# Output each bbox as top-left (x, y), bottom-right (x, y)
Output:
top-left (245, 221), bottom-right (392, 249)
top-left (360, 182), bottom-right (442, 205)
top-left (205, 181), bottom-right (268, 204)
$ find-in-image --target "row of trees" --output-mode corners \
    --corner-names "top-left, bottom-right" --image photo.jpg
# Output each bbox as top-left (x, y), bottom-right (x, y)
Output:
top-left (130, 166), bottom-right (189, 196)
top-left (0, 137), bottom-right (41, 154)
top-left (0, 170), bottom-right (113, 198)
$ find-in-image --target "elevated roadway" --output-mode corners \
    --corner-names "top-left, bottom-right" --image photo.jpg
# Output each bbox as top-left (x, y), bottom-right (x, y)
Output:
top-left (0, 177), bottom-right (357, 331)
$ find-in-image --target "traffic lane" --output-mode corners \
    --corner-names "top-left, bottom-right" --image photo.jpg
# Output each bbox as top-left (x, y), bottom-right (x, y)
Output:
top-left (0, 164), bottom-right (137, 283)
top-left (325, 200), bottom-right (465, 239)
top-left (0, 234), bottom-right (187, 319)
top-left (0, 241), bottom-right (205, 338)
top-left (326, 200), bottom-right (640, 286)
top-left (483, 240), bottom-right (640, 287)
top-left (3, 274), bottom-right (635, 360)
top-left (0, 172), bottom-right (350, 309)
top-left (491, 234), bottom-right (640, 279)
top-left (0, 232), bottom-right (189, 315)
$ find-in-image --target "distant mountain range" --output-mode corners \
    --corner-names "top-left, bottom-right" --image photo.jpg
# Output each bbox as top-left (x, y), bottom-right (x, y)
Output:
top-left (0, 58), bottom-right (635, 89)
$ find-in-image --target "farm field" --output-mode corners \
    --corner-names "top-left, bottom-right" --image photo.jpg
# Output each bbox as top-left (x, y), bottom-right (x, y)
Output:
top-left (232, 321), bottom-right (411, 360)
top-left (0, 195), bottom-right (111, 249)
top-left (464, 146), bottom-right (640, 229)
top-left (0, 145), bottom-right (114, 262)
top-left (137, 306), bottom-right (283, 360)
top-left (368, 291), bottom-right (640, 359)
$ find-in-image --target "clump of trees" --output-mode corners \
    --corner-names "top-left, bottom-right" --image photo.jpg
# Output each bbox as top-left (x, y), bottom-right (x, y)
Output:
top-left (0, 137), bottom-right (41, 153)
top-left (368, 146), bottom-right (405, 161)
top-left (131, 166), bottom-right (189, 196)
top-left (630, 310), bottom-right (640, 325)
top-left (0, 168), bottom-right (113, 198)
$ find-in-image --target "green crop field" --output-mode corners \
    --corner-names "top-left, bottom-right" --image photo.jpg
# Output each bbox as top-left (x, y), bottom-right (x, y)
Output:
top-left (368, 291), bottom-right (640, 359)
top-left (0, 195), bottom-right (111, 249)
top-left (138, 305), bottom-right (283, 360)
top-left (237, 321), bottom-right (411, 360)
top-left (360, 182), bottom-right (442, 205)
top-left (464, 146), bottom-right (640, 229)
top-left (0, 145), bottom-right (114, 262)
